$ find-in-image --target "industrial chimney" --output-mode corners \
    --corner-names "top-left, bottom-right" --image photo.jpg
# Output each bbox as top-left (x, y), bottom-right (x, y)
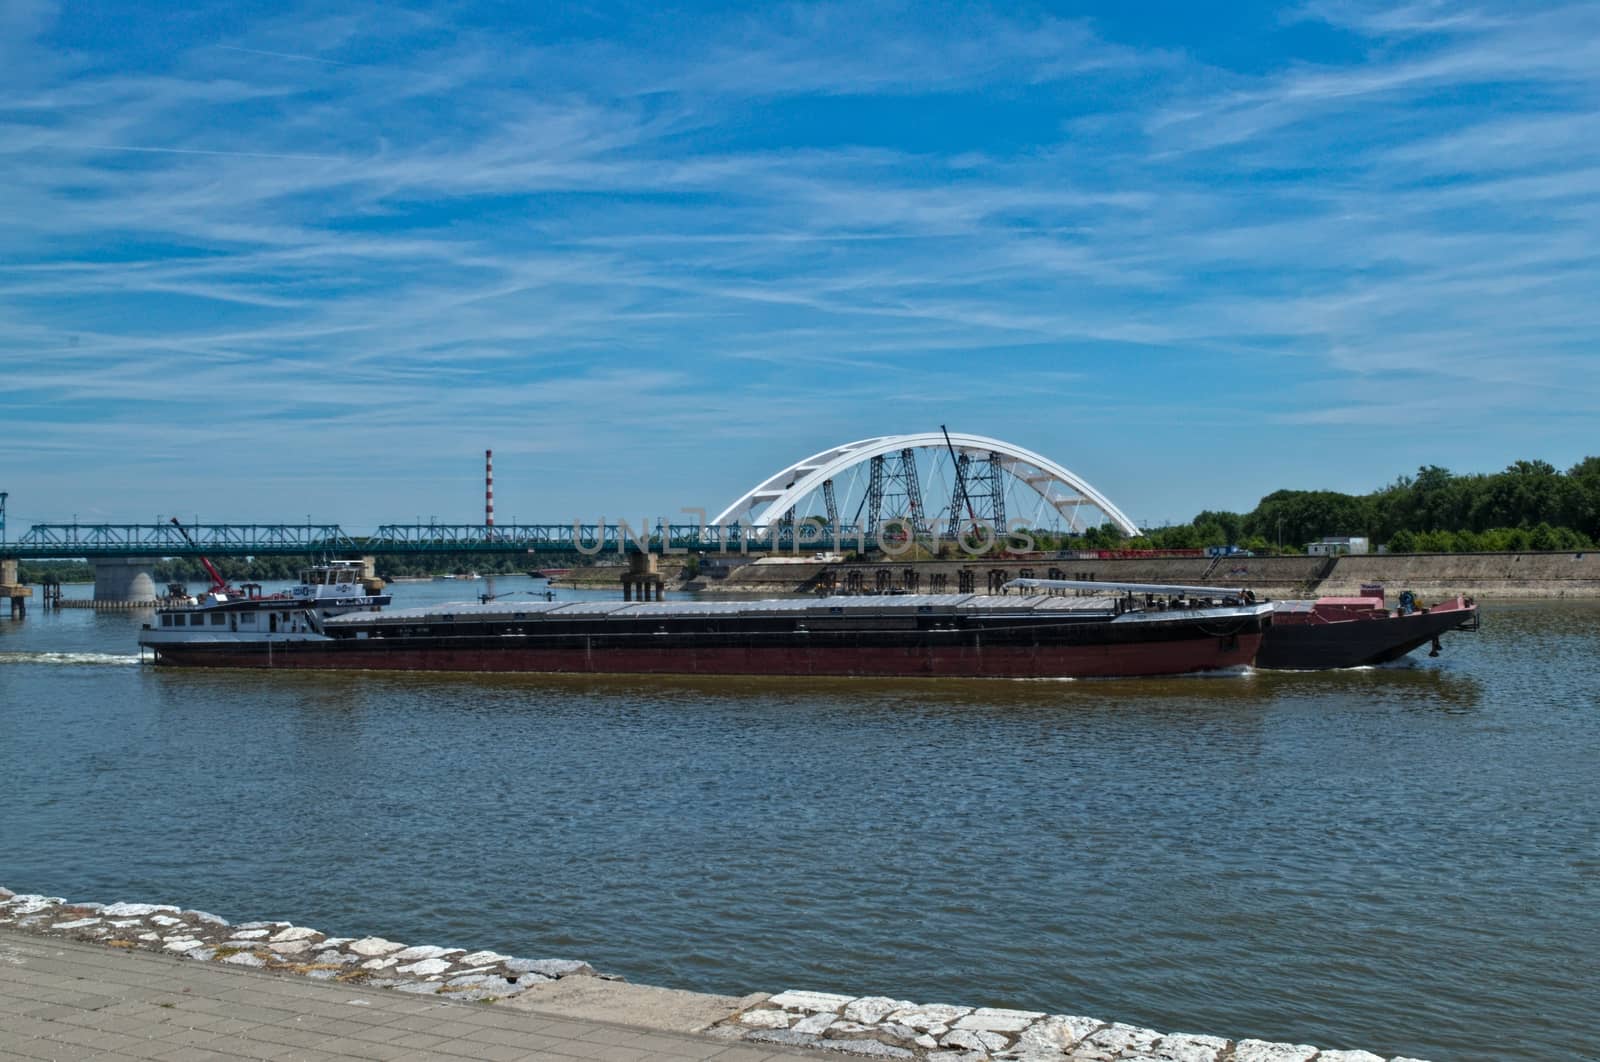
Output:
top-left (485, 449), bottom-right (494, 530)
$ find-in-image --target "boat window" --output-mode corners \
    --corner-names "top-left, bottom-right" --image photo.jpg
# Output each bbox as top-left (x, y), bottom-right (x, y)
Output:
top-left (160, 614), bottom-right (172, 627)
top-left (337, 569), bottom-right (354, 583)
top-left (210, 613), bottom-right (226, 625)
top-left (190, 614), bottom-right (206, 626)
top-left (240, 613), bottom-right (256, 625)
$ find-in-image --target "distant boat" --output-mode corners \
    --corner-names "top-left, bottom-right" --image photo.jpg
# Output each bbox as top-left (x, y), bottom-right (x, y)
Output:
top-left (537, 568), bottom-right (572, 580)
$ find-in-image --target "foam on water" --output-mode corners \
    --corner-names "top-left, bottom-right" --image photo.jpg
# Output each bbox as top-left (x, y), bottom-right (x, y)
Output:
top-left (0, 651), bottom-right (143, 667)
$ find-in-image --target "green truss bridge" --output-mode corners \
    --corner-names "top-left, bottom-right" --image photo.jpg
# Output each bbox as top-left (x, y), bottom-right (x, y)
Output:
top-left (0, 522), bottom-right (801, 559)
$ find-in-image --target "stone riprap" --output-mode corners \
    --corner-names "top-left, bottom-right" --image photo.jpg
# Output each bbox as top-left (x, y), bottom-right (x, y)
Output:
top-left (0, 886), bottom-right (1430, 1062)
top-left (712, 993), bottom-right (1434, 1062)
top-left (0, 886), bottom-right (603, 1004)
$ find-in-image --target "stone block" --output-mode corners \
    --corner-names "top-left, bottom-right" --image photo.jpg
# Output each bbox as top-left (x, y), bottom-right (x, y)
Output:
top-left (348, 937), bottom-right (406, 956)
top-left (459, 950), bottom-right (513, 966)
top-left (887, 1003), bottom-right (974, 1029)
top-left (846, 997), bottom-right (917, 1024)
top-left (955, 1007), bottom-right (1045, 1033)
top-left (1153, 1031), bottom-right (1229, 1062)
top-left (768, 989), bottom-right (856, 1012)
top-left (1232, 1040), bottom-right (1318, 1062)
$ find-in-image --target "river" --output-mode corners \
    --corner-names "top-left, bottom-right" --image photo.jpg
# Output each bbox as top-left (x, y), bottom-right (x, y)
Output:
top-left (1, 577), bottom-right (1594, 1060)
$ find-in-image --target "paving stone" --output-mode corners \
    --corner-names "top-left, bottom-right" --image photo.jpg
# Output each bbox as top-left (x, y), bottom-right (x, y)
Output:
top-left (270, 926), bottom-right (321, 942)
top-left (150, 914), bottom-right (184, 927)
top-left (1086, 1022), bottom-right (1160, 1052)
top-left (392, 944), bottom-right (459, 961)
top-left (1232, 1040), bottom-right (1318, 1062)
top-left (943, 1028), bottom-right (1009, 1052)
top-left (137, 932), bottom-right (159, 942)
top-left (52, 918), bottom-right (103, 930)
top-left (793, 1011), bottom-right (838, 1035)
top-left (769, 989), bottom-right (856, 1012)
top-left (393, 981), bottom-right (442, 994)
top-left (348, 936), bottom-right (406, 956)
top-left (305, 968), bottom-right (340, 979)
top-left (845, 996), bottom-right (915, 1024)
top-left (321, 937), bottom-right (354, 947)
top-left (887, 1003), bottom-right (974, 1029)
top-left (504, 957), bottom-right (595, 977)
top-left (182, 910), bottom-right (228, 926)
top-left (1152, 1031), bottom-right (1229, 1061)
top-left (397, 957), bottom-right (452, 975)
top-left (740, 1008), bottom-right (792, 1028)
top-left (955, 1007), bottom-right (1045, 1033)
top-left (101, 902), bottom-right (177, 917)
top-left (1012, 1016), bottom-right (1077, 1054)
top-left (163, 938), bottom-right (204, 952)
top-left (221, 952), bottom-right (265, 967)
top-left (361, 957), bottom-right (399, 970)
top-left (458, 949), bottom-right (513, 966)
top-left (1054, 1015), bottom-right (1106, 1044)
top-left (314, 950), bottom-right (357, 965)
top-left (269, 939), bottom-right (312, 955)
top-left (184, 947), bottom-right (217, 962)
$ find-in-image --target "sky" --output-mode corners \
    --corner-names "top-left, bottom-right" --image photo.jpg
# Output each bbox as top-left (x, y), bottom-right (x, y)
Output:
top-left (4, 0), bottom-right (1599, 532)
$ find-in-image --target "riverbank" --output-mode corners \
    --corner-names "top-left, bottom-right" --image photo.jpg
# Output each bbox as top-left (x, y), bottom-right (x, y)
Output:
top-left (0, 887), bottom-right (1431, 1061)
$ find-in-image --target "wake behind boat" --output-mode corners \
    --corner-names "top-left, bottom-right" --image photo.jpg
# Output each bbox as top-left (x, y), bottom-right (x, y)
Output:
top-left (138, 590), bottom-right (1273, 678)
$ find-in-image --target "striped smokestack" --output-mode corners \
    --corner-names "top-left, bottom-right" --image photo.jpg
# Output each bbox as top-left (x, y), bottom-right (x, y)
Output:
top-left (485, 449), bottom-right (494, 529)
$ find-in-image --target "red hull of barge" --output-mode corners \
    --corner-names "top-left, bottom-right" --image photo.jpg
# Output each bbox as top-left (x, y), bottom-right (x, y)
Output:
top-left (149, 635), bottom-right (1263, 678)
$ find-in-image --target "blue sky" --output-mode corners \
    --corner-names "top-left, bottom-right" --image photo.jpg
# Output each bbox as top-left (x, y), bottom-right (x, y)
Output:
top-left (4, 0), bottom-right (1599, 531)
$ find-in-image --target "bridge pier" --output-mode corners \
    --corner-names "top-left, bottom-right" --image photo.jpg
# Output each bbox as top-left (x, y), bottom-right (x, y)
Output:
top-left (93, 557), bottom-right (160, 605)
top-left (621, 553), bottom-right (664, 602)
top-left (2, 558), bottom-right (31, 619)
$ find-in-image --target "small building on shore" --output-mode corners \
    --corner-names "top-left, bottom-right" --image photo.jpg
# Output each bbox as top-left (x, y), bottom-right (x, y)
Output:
top-left (1308, 536), bottom-right (1370, 556)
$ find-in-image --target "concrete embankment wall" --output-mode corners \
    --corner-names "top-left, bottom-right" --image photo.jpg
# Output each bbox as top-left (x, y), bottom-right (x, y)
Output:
top-left (560, 552), bottom-right (1600, 599)
top-left (1320, 551), bottom-right (1600, 598)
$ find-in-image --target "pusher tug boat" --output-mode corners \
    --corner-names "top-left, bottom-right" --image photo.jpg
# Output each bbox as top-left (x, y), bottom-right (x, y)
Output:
top-left (138, 585), bottom-right (1273, 678)
top-left (143, 559), bottom-right (390, 641)
top-left (1008, 578), bottom-right (1479, 671)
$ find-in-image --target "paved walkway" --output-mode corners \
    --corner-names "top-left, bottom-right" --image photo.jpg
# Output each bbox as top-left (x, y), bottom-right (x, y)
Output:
top-left (0, 930), bottom-right (807, 1062)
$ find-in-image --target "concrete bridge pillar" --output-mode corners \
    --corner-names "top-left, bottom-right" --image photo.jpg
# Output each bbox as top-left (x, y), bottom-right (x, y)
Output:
top-left (622, 552), bottom-right (664, 601)
top-left (2, 558), bottom-right (29, 618)
top-left (93, 557), bottom-right (160, 604)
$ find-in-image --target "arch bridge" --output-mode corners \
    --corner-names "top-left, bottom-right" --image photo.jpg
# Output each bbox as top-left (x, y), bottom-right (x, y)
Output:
top-left (713, 432), bottom-right (1137, 538)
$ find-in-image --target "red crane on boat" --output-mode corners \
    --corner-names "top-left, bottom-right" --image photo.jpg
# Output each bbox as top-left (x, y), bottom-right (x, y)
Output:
top-left (169, 517), bottom-right (232, 595)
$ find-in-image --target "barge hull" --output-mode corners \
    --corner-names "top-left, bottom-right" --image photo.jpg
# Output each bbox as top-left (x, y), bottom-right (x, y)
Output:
top-left (149, 633), bottom-right (1264, 678)
top-left (1256, 601), bottom-right (1477, 670)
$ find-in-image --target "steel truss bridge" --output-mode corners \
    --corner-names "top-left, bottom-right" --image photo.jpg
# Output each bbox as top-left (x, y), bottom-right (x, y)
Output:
top-left (3, 433), bottom-right (1138, 560)
top-left (1, 522), bottom-right (802, 559)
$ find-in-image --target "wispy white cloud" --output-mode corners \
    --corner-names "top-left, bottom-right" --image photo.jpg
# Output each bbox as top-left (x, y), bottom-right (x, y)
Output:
top-left (2, 1), bottom-right (1599, 524)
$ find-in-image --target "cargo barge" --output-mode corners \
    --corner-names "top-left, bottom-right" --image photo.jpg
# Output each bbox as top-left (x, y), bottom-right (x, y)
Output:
top-left (139, 592), bottom-right (1273, 678)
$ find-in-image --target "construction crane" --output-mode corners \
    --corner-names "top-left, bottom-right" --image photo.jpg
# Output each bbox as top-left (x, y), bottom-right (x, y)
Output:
top-left (168, 517), bottom-right (231, 594)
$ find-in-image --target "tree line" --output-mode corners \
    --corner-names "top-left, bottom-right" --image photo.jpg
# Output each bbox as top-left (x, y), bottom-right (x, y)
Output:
top-left (1073, 457), bottom-right (1600, 554)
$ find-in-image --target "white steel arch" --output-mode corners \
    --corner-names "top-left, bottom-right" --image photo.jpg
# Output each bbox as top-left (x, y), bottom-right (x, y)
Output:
top-left (712, 433), bottom-right (1138, 535)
